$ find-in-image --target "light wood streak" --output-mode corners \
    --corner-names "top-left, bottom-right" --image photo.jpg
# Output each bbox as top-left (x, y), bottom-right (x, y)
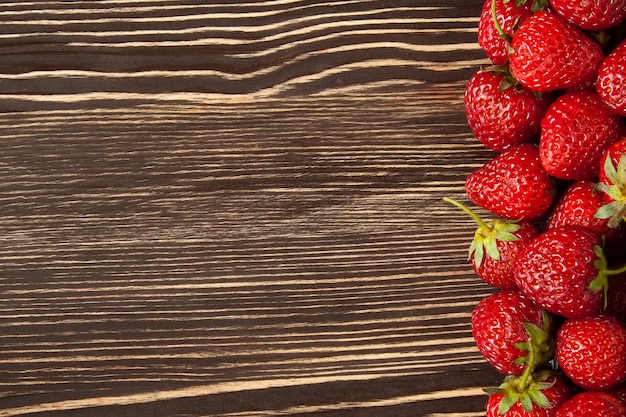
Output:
top-left (0, 0), bottom-right (487, 101)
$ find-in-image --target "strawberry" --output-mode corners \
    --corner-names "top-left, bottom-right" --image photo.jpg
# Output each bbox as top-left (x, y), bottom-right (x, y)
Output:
top-left (465, 143), bottom-right (556, 222)
top-left (556, 315), bottom-right (626, 391)
top-left (595, 137), bottom-right (626, 228)
top-left (549, 0), bottom-right (626, 31)
top-left (486, 372), bottom-right (572, 416)
top-left (509, 10), bottom-right (605, 92)
top-left (471, 291), bottom-right (554, 375)
top-left (444, 197), bottom-right (539, 289)
top-left (597, 40), bottom-right (626, 117)
top-left (546, 180), bottom-right (615, 237)
top-left (464, 68), bottom-right (553, 152)
top-left (513, 225), bottom-right (626, 318)
top-left (478, 0), bottom-right (539, 65)
top-left (539, 89), bottom-right (623, 180)
top-left (556, 391), bottom-right (626, 417)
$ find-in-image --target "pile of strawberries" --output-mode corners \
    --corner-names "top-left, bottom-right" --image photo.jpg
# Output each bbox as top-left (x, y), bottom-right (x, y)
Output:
top-left (447, 0), bottom-right (626, 415)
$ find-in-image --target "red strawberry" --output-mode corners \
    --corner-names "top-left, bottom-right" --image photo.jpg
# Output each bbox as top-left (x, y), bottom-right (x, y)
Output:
top-left (465, 143), bottom-right (556, 222)
top-left (486, 372), bottom-right (572, 416)
top-left (599, 137), bottom-right (626, 185)
top-left (597, 40), bottom-right (626, 117)
top-left (539, 89), bottom-right (623, 180)
top-left (549, 0), bottom-right (626, 31)
top-left (546, 180), bottom-right (615, 236)
top-left (556, 392), bottom-right (626, 417)
top-left (471, 291), bottom-right (554, 375)
top-left (509, 11), bottom-right (604, 92)
top-left (556, 315), bottom-right (626, 391)
top-left (444, 197), bottom-right (539, 289)
top-left (478, 0), bottom-right (538, 65)
top-left (595, 137), bottom-right (626, 228)
top-left (465, 68), bottom-right (553, 152)
top-left (513, 226), bottom-right (626, 318)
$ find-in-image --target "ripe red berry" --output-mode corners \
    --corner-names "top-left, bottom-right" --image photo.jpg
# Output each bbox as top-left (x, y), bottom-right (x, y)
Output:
top-left (546, 180), bottom-right (615, 237)
top-left (549, 0), bottom-right (626, 31)
top-left (465, 68), bottom-right (552, 152)
top-left (509, 11), bottom-right (604, 92)
top-left (465, 143), bottom-right (556, 222)
top-left (597, 40), bottom-right (626, 117)
top-left (513, 226), bottom-right (607, 319)
top-left (556, 391), bottom-right (626, 417)
top-left (556, 315), bottom-right (626, 391)
top-left (471, 291), bottom-right (553, 375)
top-left (539, 89), bottom-right (623, 180)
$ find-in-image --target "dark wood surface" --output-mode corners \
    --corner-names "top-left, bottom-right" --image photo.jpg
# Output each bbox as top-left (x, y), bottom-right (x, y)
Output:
top-left (0, 1), bottom-right (504, 416)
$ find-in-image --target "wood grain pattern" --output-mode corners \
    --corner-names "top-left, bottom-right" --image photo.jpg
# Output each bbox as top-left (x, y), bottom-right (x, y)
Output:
top-left (0, 0), bottom-right (487, 107)
top-left (0, 1), bottom-right (501, 416)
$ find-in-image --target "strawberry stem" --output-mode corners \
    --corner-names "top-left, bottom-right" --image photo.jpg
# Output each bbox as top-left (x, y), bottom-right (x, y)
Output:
top-left (606, 263), bottom-right (626, 276)
top-left (491, 0), bottom-right (511, 43)
top-left (443, 197), bottom-right (490, 231)
top-left (518, 312), bottom-right (553, 392)
top-left (518, 341), bottom-right (537, 391)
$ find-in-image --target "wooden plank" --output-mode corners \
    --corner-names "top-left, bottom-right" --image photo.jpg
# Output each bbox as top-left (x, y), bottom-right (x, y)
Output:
top-left (0, 1), bottom-right (503, 416)
top-left (0, 0), bottom-right (487, 108)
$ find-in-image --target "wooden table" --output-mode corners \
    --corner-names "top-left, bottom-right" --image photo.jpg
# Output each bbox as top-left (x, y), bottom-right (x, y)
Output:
top-left (1, 1), bottom-right (503, 416)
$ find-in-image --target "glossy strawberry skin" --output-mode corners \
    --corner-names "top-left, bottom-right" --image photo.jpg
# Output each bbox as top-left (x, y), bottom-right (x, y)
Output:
top-left (509, 11), bottom-right (604, 92)
top-left (486, 374), bottom-right (572, 417)
top-left (546, 181), bottom-right (615, 236)
top-left (478, 0), bottom-right (535, 65)
top-left (556, 315), bottom-right (626, 391)
top-left (596, 137), bottom-right (626, 229)
top-left (549, 0), bottom-right (626, 31)
top-left (556, 391), bottom-right (626, 417)
top-left (599, 137), bottom-right (626, 185)
top-left (597, 40), bottom-right (626, 117)
top-left (465, 143), bottom-right (556, 222)
top-left (471, 291), bottom-right (547, 375)
top-left (539, 90), bottom-right (623, 180)
top-left (465, 69), bottom-right (553, 152)
top-left (513, 226), bottom-right (604, 319)
top-left (474, 221), bottom-right (540, 290)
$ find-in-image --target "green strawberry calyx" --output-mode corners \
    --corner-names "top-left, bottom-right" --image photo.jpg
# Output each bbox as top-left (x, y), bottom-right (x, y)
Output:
top-left (595, 152), bottom-right (626, 229)
top-left (513, 310), bottom-right (554, 371)
top-left (481, 64), bottom-right (521, 92)
top-left (487, 370), bottom-right (556, 414)
top-left (443, 197), bottom-right (521, 268)
top-left (481, 64), bottom-right (545, 100)
top-left (590, 245), bottom-right (626, 309)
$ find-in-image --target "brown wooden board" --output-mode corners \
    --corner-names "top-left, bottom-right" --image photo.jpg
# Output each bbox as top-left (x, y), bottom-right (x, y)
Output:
top-left (0, 1), bottom-right (504, 416)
